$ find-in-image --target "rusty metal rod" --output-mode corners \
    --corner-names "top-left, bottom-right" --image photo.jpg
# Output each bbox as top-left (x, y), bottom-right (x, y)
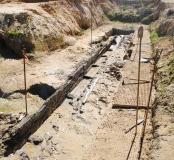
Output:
top-left (126, 27), bottom-right (144, 160)
top-left (123, 81), bottom-right (150, 86)
top-left (138, 49), bottom-right (163, 160)
top-left (23, 54), bottom-right (28, 115)
top-left (112, 104), bottom-right (151, 110)
top-left (125, 119), bottom-right (144, 134)
top-left (124, 77), bottom-right (150, 82)
top-left (135, 27), bottom-right (143, 135)
top-left (90, 1), bottom-right (93, 46)
top-left (126, 134), bottom-right (136, 160)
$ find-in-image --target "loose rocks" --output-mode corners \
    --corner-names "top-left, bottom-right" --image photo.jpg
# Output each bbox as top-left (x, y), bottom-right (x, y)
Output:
top-left (28, 135), bottom-right (43, 145)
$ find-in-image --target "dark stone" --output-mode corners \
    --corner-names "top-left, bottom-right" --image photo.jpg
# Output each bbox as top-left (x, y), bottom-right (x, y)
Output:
top-left (52, 125), bottom-right (59, 132)
top-left (19, 151), bottom-right (30, 160)
top-left (113, 61), bottom-right (125, 68)
top-left (79, 110), bottom-right (84, 114)
top-left (28, 135), bottom-right (43, 145)
top-left (127, 49), bottom-right (133, 58)
top-left (123, 54), bottom-right (129, 60)
top-left (67, 93), bottom-right (75, 100)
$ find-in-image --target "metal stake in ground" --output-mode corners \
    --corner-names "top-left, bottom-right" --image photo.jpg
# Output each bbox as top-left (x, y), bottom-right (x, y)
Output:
top-left (138, 49), bottom-right (163, 160)
top-left (172, 32), bottom-right (174, 48)
top-left (90, 0), bottom-right (93, 46)
top-left (135, 26), bottom-right (144, 135)
top-left (126, 26), bottom-right (144, 160)
top-left (23, 51), bottom-right (28, 115)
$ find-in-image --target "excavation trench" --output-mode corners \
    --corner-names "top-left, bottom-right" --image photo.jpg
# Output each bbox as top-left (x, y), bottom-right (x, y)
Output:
top-left (1, 28), bottom-right (134, 156)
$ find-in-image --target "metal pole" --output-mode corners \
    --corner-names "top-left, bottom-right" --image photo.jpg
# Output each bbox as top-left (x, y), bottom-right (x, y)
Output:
top-left (90, 0), bottom-right (93, 46)
top-left (126, 26), bottom-right (144, 160)
top-left (23, 52), bottom-right (28, 115)
top-left (138, 49), bottom-right (162, 160)
top-left (135, 26), bottom-right (144, 135)
top-left (172, 32), bottom-right (174, 48)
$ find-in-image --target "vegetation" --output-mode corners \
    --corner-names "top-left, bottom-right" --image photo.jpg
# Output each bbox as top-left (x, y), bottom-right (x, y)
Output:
top-left (6, 31), bottom-right (24, 38)
top-left (57, 35), bottom-right (67, 49)
top-left (107, 12), bottom-right (140, 23)
top-left (150, 31), bottom-right (159, 45)
top-left (156, 46), bottom-right (174, 93)
top-left (102, 15), bottom-right (109, 22)
top-left (168, 55), bottom-right (174, 84)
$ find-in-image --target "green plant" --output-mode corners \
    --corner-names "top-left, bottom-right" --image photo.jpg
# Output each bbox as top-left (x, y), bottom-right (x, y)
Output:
top-left (6, 31), bottom-right (24, 38)
top-left (150, 31), bottom-right (159, 45)
top-left (168, 56), bottom-right (174, 83)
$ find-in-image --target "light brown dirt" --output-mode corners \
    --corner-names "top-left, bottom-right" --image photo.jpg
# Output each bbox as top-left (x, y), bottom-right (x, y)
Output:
top-left (150, 36), bottom-right (174, 160)
top-left (1, 24), bottom-right (154, 160)
top-left (0, 1), bottom-right (173, 160)
top-left (0, 0), bottom-right (118, 55)
top-left (0, 21), bottom-right (133, 114)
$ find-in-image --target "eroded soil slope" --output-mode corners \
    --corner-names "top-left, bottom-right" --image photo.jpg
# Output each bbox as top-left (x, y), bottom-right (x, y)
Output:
top-left (149, 1), bottom-right (174, 158)
top-left (0, 0), bottom-right (118, 56)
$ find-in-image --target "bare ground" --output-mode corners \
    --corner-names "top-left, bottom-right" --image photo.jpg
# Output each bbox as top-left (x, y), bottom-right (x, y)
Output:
top-left (1, 24), bottom-right (155, 160)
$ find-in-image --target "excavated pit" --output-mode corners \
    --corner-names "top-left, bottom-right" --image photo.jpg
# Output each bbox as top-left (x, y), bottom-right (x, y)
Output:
top-left (0, 28), bottom-right (134, 157)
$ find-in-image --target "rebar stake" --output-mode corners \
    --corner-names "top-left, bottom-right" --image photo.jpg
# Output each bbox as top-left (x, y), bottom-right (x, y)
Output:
top-left (135, 26), bottom-right (144, 135)
top-left (23, 51), bottom-right (28, 116)
top-left (126, 26), bottom-right (144, 160)
top-left (138, 49), bottom-right (163, 160)
top-left (90, 0), bottom-right (93, 47)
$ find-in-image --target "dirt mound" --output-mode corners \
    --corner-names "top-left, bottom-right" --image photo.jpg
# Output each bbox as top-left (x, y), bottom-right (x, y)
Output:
top-left (157, 19), bottom-right (174, 36)
top-left (0, 0), bottom-right (116, 57)
top-left (157, 8), bottom-right (174, 36)
top-left (151, 37), bottom-right (174, 160)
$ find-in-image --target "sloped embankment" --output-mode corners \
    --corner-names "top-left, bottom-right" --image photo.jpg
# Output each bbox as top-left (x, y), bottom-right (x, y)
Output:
top-left (151, 37), bottom-right (174, 160)
top-left (147, 1), bottom-right (174, 159)
top-left (0, 0), bottom-right (116, 57)
top-left (107, 0), bottom-right (166, 25)
top-left (157, 8), bottom-right (174, 36)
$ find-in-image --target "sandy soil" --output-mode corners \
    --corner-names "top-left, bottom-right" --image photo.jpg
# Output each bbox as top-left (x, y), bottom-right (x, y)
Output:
top-left (1, 24), bottom-right (155, 160)
top-left (0, 21), bottom-right (135, 114)
top-left (150, 36), bottom-right (174, 160)
top-left (0, 23), bottom-right (112, 114)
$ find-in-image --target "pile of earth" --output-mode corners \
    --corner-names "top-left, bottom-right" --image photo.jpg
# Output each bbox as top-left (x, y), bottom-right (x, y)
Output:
top-left (107, 0), bottom-right (166, 25)
top-left (0, 0), bottom-right (117, 57)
